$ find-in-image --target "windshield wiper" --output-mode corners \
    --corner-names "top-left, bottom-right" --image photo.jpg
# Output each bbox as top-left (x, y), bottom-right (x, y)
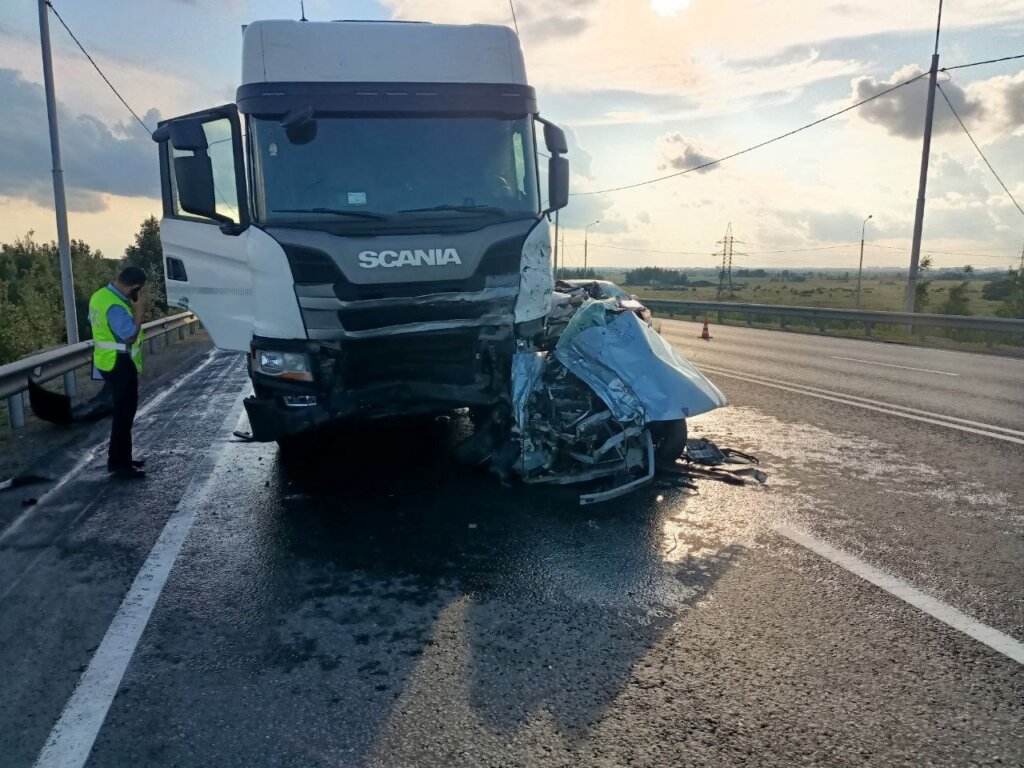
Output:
top-left (399, 204), bottom-right (520, 215)
top-left (272, 207), bottom-right (387, 220)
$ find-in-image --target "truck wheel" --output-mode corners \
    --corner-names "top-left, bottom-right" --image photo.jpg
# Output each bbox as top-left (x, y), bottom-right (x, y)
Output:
top-left (650, 419), bottom-right (688, 465)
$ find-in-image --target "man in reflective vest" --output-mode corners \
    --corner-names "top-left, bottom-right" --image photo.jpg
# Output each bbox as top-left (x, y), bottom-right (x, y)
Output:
top-left (89, 266), bottom-right (148, 479)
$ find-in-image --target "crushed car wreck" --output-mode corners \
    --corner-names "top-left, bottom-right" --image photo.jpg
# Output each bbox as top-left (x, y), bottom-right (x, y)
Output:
top-left (464, 292), bottom-right (731, 504)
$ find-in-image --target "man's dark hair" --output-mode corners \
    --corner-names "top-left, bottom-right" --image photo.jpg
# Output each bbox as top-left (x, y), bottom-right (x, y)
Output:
top-left (118, 266), bottom-right (148, 286)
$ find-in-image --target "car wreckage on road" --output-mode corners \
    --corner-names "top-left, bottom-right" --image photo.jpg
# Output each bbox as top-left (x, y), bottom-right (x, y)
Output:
top-left (460, 287), bottom-right (728, 504)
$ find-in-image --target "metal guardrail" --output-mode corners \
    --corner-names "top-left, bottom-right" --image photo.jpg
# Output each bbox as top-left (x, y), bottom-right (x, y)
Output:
top-left (643, 299), bottom-right (1024, 337)
top-left (1, 312), bottom-right (199, 430)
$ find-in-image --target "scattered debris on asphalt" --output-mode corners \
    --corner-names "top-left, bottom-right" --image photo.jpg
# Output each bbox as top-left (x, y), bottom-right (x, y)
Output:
top-left (28, 380), bottom-right (113, 425)
top-left (456, 293), bottom-right (757, 504)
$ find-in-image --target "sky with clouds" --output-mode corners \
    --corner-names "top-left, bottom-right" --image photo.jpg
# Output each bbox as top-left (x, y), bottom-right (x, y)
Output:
top-left (0, 0), bottom-right (1022, 271)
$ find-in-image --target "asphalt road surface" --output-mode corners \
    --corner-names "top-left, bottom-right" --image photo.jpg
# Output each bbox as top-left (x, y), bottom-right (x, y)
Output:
top-left (1, 323), bottom-right (1022, 767)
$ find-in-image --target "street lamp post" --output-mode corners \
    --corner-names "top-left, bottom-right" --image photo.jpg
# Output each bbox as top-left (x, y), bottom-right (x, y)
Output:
top-left (856, 214), bottom-right (872, 310)
top-left (584, 220), bottom-right (600, 272)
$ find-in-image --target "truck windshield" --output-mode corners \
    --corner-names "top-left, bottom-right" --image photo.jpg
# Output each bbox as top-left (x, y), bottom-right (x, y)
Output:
top-left (250, 116), bottom-right (541, 225)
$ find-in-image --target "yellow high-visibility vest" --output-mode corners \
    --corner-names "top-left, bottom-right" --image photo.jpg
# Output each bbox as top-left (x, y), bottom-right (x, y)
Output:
top-left (88, 286), bottom-right (144, 373)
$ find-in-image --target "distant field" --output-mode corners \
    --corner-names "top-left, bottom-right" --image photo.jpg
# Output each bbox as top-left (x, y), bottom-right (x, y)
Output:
top-left (624, 277), bottom-right (1004, 317)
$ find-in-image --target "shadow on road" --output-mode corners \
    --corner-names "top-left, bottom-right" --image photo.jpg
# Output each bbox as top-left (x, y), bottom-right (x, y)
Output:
top-left (259, 414), bottom-right (741, 746)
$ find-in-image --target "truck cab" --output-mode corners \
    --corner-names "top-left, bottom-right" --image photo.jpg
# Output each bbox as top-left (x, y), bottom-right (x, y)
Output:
top-left (154, 20), bottom-right (569, 441)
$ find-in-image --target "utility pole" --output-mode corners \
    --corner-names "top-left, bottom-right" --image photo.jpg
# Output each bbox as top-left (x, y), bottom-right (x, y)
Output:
top-left (906, 0), bottom-right (943, 315)
top-left (856, 214), bottom-right (872, 310)
top-left (584, 220), bottom-right (599, 273)
top-left (38, 0), bottom-right (79, 396)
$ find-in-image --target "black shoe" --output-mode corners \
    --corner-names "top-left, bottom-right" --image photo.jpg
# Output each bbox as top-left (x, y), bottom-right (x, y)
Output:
top-left (111, 466), bottom-right (146, 480)
top-left (107, 460), bottom-right (146, 472)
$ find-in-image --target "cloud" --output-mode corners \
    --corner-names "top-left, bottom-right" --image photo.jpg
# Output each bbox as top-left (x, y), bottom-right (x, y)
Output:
top-left (850, 65), bottom-right (982, 139)
top-left (1007, 79), bottom-right (1024, 125)
top-left (522, 16), bottom-right (588, 43)
top-left (555, 126), bottom-right (627, 234)
top-left (515, 0), bottom-right (596, 43)
top-left (928, 154), bottom-right (991, 205)
top-left (0, 69), bottom-right (159, 212)
top-left (658, 133), bottom-right (718, 173)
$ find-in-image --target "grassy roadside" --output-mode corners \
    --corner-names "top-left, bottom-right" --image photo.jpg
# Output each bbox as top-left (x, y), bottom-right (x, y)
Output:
top-left (624, 276), bottom-right (1004, 316)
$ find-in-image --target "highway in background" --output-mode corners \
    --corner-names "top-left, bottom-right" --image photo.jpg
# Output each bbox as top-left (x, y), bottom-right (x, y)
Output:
top-left (1, 325), bottom-right (1021, 767)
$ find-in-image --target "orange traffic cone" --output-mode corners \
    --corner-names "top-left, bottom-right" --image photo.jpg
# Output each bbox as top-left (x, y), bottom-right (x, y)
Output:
top-left (699, 319), bottom-right (711, 340)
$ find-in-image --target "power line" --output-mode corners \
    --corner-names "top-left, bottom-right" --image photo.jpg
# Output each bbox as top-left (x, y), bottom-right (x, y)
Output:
top-left (940, 53), bottom-right (1024, 72)
top-left (569, 53), bottom-right (1024, 198)
top-left (45, 1), bottom-right (152, 136)
top-left (936, 81), bottom-right (1024, 218)
top-left (571, 70), bottom-right (929, 196)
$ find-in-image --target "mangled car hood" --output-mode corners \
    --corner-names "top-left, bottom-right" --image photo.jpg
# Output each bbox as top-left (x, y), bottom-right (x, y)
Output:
top-left (553, 301), bottom-right (727, 423)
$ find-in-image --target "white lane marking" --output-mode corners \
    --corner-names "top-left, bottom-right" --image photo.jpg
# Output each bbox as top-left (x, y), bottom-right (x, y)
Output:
top-left (829, 355), bottom-right (959, 377)
top-left (0, 352), bottom-right (220, 545)
top-left (32, 386), bottom-right (248, 768)
top-left (702, 365), bottom-right (1024, 437)
top-left (775, 524), bottom-right (1024, 666)
top-left (699, 365), bottom-right (1024, 445)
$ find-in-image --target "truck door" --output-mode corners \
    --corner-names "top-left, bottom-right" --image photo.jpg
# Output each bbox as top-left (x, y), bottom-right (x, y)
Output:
top-left (154, 105), bottom-right (254, 351)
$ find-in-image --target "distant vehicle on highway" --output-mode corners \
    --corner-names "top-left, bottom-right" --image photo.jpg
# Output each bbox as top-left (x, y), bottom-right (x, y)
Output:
top-left (556, 279), bottom-right (653, 325)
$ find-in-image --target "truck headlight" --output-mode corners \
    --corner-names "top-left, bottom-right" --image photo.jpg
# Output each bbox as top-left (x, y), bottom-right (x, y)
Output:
top-left (255, 350), bottom-right (313, 382)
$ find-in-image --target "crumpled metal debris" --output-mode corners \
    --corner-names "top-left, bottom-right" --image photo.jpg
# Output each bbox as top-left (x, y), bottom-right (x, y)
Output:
top-left (482, 295), bottom-right (734, 504)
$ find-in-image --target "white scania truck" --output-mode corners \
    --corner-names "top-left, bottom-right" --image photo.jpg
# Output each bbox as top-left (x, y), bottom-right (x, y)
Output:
top-left (154, 20), bottom-right (570, 442)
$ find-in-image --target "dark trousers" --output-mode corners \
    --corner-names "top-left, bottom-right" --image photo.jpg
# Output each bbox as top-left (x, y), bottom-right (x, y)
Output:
top-left (100, 354), bottom-right (139, 468)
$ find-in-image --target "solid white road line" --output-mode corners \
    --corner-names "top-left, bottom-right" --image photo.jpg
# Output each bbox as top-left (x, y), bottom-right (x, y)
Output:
top-left (829, 355), bottom-right (960, 376)
top-left (699, 364), bottom-right (1024, 445)
top-left (775, 524), bottom-right (1024, 666)
top-left (0, 352), bottom-right (219, 545)
top-left (702, 364), bottom-right (1024, 437)
top-left (32, 385), bottom-right (248, 768)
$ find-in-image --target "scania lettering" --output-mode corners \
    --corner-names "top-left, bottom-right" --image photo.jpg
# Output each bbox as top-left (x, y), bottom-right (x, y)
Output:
top-left (152, 20), bottom-right (570, 443)
top-left (358, 249), bottom-right (463, 268)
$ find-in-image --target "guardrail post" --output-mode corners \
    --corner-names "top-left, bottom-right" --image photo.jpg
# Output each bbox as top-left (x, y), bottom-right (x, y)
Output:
top-left (864, 322), bottom-right (874, 338)
top-left (745, 314), bottom-right (753, 327)
top-left (178, 326), bottom-right (186, 341)
top-left (62, 369), bottom-right (76, 397)
top-left (780, 316), bottom-right (788, 329)
top-left (986, 333), bottom-right (996, 350)
top-left (7, 392), bottom-right (25, 429)
top-left (164, 331), bottom-right (171, 347)
top-left (189, 322), bottom-right (196, 336)
top-left (148, 337), bottom-right (157, 354)
top-left (716, 310), bottom-right (723, 324)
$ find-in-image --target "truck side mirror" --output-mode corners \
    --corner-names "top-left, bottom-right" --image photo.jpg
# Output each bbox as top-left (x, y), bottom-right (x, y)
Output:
top-left (173, 153), bottom-right (228, 222)
top-left (547, 155), bottom-right (569, 212)
top-left (153, 118), bottom-right (209, 152)
top-left (543, 122), bottom-right (568, 154)
top-left (155, 105), bottom-right (249, 233)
